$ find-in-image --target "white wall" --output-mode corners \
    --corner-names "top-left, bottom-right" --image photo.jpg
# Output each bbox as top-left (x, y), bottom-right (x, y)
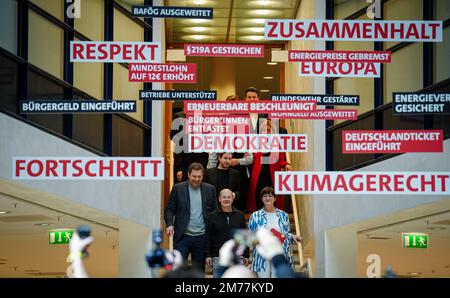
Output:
top-left (315, 139), bottom-right (450, 277)
top-left (0, 113), bottom-right (162, 227)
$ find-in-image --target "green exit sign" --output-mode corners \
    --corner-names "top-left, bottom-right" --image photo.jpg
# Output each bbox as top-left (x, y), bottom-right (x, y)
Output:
top-left (49, 229), bottom-right (74, 245)
top-left (402, 233), bottom-right (429, 249)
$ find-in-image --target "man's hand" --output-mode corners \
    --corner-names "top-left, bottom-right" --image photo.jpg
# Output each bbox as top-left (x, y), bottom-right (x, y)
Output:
top-left (206, 257), bottom-right (213, 269)
top-left (230, 159), bottom-right (239, 167)
top-left (166, 226), bottom-right (174, 237)
top-left (292, 235), bottom-right (303, 243)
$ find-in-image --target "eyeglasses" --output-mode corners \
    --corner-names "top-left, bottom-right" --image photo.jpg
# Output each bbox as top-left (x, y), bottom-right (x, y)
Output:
top-left (262, 194), bottom-right (274, 199)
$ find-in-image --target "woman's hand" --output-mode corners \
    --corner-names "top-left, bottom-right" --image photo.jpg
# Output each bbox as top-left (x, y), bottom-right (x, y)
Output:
top-left (292, 235), bottom-right (303, 243)
top-left (281, 164), bottom-right (292, 171)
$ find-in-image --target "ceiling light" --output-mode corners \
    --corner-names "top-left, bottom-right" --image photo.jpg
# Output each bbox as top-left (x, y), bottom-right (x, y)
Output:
top-left (255, 9), bottom-right (271, 15)
top-left (248, 35), bottom-right (264, 41)
top-left (250, 27), bottom-right (265, 33)
top-left (35, 223), bottom-right (52, 227)
top-left (267, 62), bottom-right (278, 65)
top-left (192, 35), bottom-right (207, 40)
top-left (366, 235), bottom-right (390, 240)
top-left (193, 0), bottom-right (206, 4)
top-left (426, 226), bottom-right (447, 230)
top-left (407, 272), bottom-right (422, 275)
top-left (257, 0), bottom-right (271, 5)
top-left (263, 76), bottom-right (274, 79)
top-left (192, 27), bottom-right (208, 32)
top-left (191, 19), bottom-right (210, 24)
top-left (0, 211), bottom-right (9, 215)
top-left (253, 19), bottom-right (266, 24)
top-left (260, 89), bottom-right (270, 92)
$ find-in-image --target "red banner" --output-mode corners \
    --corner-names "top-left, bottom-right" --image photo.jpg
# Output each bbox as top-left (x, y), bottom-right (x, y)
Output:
top-left (129, 63), bottom-right (196, 83)
top-left (184, 100), bottom-right (316, 114)
top-left (184, 44), bottom-right (264, 57)
top-left (342, 130), bottom-right (443, 154)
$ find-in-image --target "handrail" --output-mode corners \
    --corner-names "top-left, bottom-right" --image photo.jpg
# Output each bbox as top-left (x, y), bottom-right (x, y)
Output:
top-left (285, 152), bottom-right (305, 268)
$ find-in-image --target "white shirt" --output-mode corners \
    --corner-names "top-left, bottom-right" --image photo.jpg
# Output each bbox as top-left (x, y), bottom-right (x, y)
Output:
top-left (250, 113), bottom-right (258, 131)
top-left (265, 211), bottom-right (279, 231)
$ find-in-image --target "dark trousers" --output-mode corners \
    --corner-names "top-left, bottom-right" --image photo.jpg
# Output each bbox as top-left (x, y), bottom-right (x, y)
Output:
top-left (174, 234), bottom-right (205, 272)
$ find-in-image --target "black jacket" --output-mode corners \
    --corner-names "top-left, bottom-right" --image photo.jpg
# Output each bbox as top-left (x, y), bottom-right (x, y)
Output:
top-left (204, 208), bottom-right (248, 258)
top-left (164, 181), bottom-right (218, 244)
top-left (203, 167), bottom-right (241, 202)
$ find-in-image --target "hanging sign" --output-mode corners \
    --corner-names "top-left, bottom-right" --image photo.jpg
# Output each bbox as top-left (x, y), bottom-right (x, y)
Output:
top-left (70, 41), bottom-right (161, 63)
top-left (131, 6), bottom-right (213, 19)
top-left (129, 63), bottom-right (197, 83)
top-left (188, 134), bottom-right (308, 153)
top-left (269, 109), bottom-right (358, 120)
top-left (184, 100), bottom-right (316, 114)
top-left (13, 157), bottom-right (164, 180)
top-left (298, 61), bottom-right (381, 77)
top-left (342, 130), bottom-right (444, 154)
top-left (186, 116), bottom-right (251, 134)
top-left (392, 93), bottom-right (450, 115)
top-left (271, 94), bottom-right (360, 106)
top-left (275, 172), bottom-right (450, 195)
top-left (184, 44), bottom-right (264, 57)
top-left (265, 20), bottom-right (443, 42)
top-left (20, 100), bottom-right (136, 113)
top-left (139, 90), bottom-right (216, 100)
top-left (288, 50), bottom-right (391, 63)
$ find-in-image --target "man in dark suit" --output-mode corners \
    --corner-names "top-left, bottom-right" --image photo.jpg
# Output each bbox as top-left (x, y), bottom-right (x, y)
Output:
top-left (164, 162), bottom-right (217, 272)
top-left (203, 152), bottom-right (242, 208)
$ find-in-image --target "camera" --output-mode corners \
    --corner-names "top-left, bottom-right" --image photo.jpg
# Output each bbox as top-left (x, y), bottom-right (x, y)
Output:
top-left (233, 229), bottom-right (258, 249)
top-left (145, 229), bottom-right (167, 268)
top-left (77, 225), bottom-right (91, 257)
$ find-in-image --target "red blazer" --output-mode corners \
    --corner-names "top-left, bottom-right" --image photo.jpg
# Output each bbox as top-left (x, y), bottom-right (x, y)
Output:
top-left (247, 152), bottom-right (289, 212)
